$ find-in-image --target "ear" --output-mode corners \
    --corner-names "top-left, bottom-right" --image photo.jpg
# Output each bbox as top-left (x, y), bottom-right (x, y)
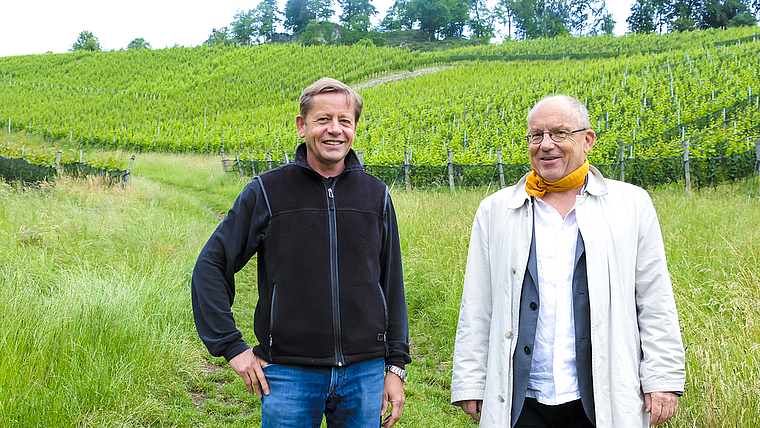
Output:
top-left (583, 129), bottom-right (596, 154)
top-left (296, 115), bottom-right (306, 139)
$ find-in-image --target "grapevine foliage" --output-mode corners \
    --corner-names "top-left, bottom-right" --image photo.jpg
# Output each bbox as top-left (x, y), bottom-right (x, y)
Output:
top-left (0, 27), bottom-right (758, 177)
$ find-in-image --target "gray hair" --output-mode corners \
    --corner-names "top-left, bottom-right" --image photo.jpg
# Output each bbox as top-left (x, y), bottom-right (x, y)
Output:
top-left (299, 77), bottom-right (363, 125)
top-left (527, 95), bottom-right (591, 129)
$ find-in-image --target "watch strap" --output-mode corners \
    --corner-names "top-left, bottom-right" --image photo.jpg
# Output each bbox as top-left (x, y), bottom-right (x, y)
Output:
top-left (385, 364), bottom-right (408, 382)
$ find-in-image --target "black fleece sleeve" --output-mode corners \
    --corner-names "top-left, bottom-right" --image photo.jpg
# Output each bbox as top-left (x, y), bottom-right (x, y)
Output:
top-left (380, 192), bottom-right (412, 369)
top-left (191, 178), bottom-right (270, 362)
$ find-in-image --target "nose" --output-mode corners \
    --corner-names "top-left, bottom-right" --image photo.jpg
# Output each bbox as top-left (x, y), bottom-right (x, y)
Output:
top-left (327, 117), bottom-right (342, 134)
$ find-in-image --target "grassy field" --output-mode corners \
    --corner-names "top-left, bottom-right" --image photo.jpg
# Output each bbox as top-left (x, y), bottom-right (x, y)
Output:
top-left (1, 151), bottom-right (759, 427)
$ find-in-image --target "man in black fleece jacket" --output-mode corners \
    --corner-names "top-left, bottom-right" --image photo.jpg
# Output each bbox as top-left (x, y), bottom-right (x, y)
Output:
top-left (191, 77), bottom-right (411, 428)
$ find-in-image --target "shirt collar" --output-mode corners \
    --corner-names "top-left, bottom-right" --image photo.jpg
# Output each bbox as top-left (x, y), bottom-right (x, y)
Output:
top-left (509, 164), bottom-right (608, 210)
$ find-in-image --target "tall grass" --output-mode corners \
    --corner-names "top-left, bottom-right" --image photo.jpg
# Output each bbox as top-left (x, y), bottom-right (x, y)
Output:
top-left (654, 184), bottom-right (760, 426)
top-left (0, 175), bottom-right (214, 426)
top-left (1, 152), bottom-right (759, 426)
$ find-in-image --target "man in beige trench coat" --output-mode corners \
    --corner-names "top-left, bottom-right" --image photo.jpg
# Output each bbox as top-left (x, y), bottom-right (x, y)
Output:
top-left (451, 95), bottom-right (685, 427)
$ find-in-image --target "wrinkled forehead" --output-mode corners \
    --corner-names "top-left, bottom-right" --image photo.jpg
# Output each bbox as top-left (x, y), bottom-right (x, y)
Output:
top-left (305, 91), bottom-right (356, 121)
top-left (528, 103), bottom-right (577, 129)
top-left (527, 95), bottom-right (589, 130)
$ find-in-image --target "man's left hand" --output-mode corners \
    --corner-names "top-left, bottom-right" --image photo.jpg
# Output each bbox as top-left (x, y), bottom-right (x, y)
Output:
top-left (381, 370), bottom-right (405, 427)
top-left (645, 392), bottom-right (679, 426)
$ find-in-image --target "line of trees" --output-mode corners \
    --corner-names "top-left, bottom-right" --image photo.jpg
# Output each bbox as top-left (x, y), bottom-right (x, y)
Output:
top-left (627, 0), bottom-right (759, 33)
top-left (206, 0), bottom-right (759, 46)
top-left (204, 0), bottom-right (623, 46)
top-left (71, 0), bottom-right (760, 53)
top-left (70, 31), bottom-right (152, 52)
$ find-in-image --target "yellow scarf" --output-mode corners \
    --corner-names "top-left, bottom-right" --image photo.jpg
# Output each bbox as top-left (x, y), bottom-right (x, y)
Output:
top-left (525, 158), bottom-right (589, 198)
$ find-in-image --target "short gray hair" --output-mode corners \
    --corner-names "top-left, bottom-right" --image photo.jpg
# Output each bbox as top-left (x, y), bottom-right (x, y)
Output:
top-left (299, 77), bottom-right (363, 125)
top-left (527, 95), bottom-right (591, 129)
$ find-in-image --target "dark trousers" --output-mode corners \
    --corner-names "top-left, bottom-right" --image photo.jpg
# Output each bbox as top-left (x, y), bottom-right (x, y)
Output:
top-left (515, 398), bottom-right (595, 428)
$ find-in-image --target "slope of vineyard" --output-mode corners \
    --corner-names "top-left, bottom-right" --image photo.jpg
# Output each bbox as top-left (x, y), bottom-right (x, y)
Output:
top-left (0, 26), bottom-right (758, 167)
top-left (358, 34), bottom-right (760, 167)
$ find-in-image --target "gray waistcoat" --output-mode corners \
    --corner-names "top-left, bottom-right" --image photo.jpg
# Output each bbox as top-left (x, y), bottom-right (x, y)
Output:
top-left (511, 227), bottom-right (595, 426)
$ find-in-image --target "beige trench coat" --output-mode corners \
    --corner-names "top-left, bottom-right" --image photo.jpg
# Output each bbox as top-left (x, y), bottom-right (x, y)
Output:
top-left (451, 166), bottom-right (685, 428)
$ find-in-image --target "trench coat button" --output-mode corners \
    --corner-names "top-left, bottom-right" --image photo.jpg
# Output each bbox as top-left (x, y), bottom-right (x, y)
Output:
top-left (511, 267), bottom-right (516, 274)
top-left (530, 302), bottom-right (538, 311)
top-left (498, 394), bottom-right (505, 403)
top-left (524, 346), bottom-right (531, 354)
top-left (504, 330), bottom-right (513, 339)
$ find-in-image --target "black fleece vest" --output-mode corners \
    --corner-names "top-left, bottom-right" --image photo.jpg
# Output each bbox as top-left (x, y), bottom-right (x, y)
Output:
top-left (253, 161), bottom-right (391, 367)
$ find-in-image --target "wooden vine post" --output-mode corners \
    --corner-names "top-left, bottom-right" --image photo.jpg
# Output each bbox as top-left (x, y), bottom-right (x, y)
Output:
top-left (266, 150), bottom-right (272, 171)
top-left (121, 155), bottom-right (136, 189)
top-left (683, 139), bottom-right (691, 194)
top-left (235, 151), bottom-right (244, 181)
top-left (756, 138), bottom-right (760, 201)
top-left (497, 147), bottom-right (505, 188)
top-left (618, 142), bottom-right (626, 182)
top-left (448, 148), bottom-right (456, 195)
top-left (356, 149), bottom-right (364, 167)
top-left (55, 149), bottom-right (62, 179)
top-left (221, 149), bottom-right (229, 179)
top-left (404, 149), bottom-right (411, 191)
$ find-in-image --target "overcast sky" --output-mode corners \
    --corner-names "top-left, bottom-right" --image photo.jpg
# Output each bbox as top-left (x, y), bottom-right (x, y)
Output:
top-left (0, 0), bottom-right (635, 58)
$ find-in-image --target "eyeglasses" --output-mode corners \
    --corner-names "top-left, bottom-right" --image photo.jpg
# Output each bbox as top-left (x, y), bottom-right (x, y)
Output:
top-left (526, 128), bottom-right (588, 145)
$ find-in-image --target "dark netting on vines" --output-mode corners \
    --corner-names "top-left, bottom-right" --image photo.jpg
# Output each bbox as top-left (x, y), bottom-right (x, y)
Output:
top-left (62, 162), bottom-right (124, 184)
top-left (229, 159), bottom-right (530, 188)
top-left (688, 151), bottom-right (758, 187)
top-left (595, 149), bottom-right (757, 188)
top-left (226, 147), bottom-right (758, 190)
top-left (0, 156), bottom-right (55, 182)
top-left (229, 160), bottom-right (283, 178)
top-left (0, 157), bottom-right (128, 184)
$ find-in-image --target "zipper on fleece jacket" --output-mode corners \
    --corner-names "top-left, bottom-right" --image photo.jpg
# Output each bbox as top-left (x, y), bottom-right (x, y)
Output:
top-left (326, 179), bottom-right (345, 366)
top-left (268, 283), bottom-right (277, 361)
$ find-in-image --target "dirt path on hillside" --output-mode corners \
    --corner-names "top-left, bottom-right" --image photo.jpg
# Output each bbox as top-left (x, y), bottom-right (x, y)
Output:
top-left (353, 67), bottom-right (443, 90)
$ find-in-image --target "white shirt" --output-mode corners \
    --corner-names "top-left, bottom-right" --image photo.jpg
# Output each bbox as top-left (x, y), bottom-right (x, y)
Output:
top-left (451, 166), bottom-right (685, 427)
top-left (526, 195), bottom-right (581, 405)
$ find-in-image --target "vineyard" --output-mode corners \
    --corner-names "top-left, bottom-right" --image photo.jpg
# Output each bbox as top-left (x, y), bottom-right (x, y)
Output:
top-left (0, 137), bottom-right (132, 184)
top-left (1, 26), bottom-right (759, 181)
top-left (3, 27), bottom-right (760, 428)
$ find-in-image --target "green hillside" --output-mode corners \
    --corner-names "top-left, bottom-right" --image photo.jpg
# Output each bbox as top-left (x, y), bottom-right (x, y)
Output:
top-left (1, 27), bottom-right (758, 167)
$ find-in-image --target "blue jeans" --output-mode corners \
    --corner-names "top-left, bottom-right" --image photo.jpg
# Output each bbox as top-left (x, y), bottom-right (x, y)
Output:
top-left (260, 358), bottom-right (385, 428)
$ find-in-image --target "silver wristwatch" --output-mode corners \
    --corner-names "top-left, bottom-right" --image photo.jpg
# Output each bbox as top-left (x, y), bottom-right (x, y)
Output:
top-left (385, 364), bottom-right (408, 382)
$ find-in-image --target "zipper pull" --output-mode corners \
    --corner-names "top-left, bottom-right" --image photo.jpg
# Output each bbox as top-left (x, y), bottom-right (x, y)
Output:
top-left (328, 188), bottom-right (334, 198)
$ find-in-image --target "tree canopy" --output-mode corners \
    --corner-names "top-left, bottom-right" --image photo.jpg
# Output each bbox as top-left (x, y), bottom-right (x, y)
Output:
top-left (284, 0), bottom-right (316, 34)
top-left (231, 9), bottom-right (257, 45)
top-left (254, 1), bottom-right (280, 42)
top-left (205, 27), bottom-right (235, 46)
top-left (71, 31), bottom-right (101, 52)
top-left (628, 0), bottom-right (759, 33)
top-left (201, 0), bottom-right (759, 47)
top-left (127, 38), bottom-right (151, 50)
top-left (338, 0), bottom-right (377, 31)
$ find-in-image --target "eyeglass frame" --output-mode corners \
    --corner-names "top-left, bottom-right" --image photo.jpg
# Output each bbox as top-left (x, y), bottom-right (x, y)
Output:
top-left (525, 128), bottom-right (589, 145)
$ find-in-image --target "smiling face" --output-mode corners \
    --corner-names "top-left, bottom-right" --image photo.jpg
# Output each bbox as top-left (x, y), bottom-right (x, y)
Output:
top-left (296, 92), bottom-right (357, 177)
top-left (528, 97), bottom-right (595, 183)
